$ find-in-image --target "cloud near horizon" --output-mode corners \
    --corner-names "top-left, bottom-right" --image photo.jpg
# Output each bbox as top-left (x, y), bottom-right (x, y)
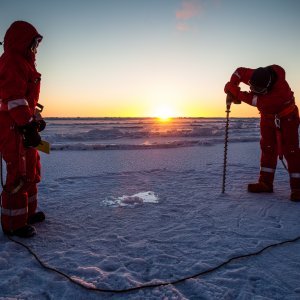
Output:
top-left (176, 0), bottom-right (201, 31)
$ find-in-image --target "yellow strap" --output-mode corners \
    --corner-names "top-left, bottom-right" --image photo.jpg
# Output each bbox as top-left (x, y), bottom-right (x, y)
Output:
top-left (36, 140), bottom-right (50, 154)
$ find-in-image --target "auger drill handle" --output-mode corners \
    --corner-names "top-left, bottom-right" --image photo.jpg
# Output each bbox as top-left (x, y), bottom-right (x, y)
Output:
top-left (226, 94), bottom-right (233, 112)
top-left (226, 92), bottom-right (241, 110)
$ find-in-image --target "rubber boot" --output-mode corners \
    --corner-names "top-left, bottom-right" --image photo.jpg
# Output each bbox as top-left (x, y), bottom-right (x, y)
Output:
top-left (3, 225), bottom-right (36, 238)
top-left (290, 190), bottom-right (300, 202)
top-left (28, 211), bottom-right (45, 224)
top-left (248, 181), bottom-right (273, 193)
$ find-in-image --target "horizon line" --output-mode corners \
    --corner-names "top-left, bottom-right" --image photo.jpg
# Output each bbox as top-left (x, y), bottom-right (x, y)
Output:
top-left (43, 116), bottom-right (260, 119)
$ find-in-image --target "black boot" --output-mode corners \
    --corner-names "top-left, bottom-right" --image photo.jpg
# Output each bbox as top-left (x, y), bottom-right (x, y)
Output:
top-left (28, 211), bottom-right (45, 224)
top-left (248, 181), bottom-right (273, 193)
top-left (4, 225), bottom-right (36, 238)
top-left (290, 190), bottom-right (300, 202)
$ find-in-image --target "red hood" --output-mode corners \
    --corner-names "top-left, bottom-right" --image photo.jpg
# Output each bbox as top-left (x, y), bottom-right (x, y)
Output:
top-left (4, 21), bottom-right (42, 59)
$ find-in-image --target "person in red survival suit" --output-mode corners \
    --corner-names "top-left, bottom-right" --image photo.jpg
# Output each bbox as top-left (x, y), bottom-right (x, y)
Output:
top-left (0, 21), bottom-right (47, 238)
top-left (224, 65), bottom-right (300, 202)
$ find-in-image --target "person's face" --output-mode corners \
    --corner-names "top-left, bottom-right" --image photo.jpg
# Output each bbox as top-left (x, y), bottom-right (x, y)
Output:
top-left (31, 36), bottom-right (42, 54)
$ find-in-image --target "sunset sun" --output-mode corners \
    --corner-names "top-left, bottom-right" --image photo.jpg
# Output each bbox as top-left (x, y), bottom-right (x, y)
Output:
top-left (153, 105), bottom-right (175, 121)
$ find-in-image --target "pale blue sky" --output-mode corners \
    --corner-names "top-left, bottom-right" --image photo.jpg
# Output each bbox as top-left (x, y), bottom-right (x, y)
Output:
top-left (1, 0), bottom-right (299, 117)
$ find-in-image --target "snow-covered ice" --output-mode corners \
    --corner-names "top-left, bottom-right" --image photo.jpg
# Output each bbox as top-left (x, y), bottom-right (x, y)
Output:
top-left (1, 118), bottom-right (300, 299)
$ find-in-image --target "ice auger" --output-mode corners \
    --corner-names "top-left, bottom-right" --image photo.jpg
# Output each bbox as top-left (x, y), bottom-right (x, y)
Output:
top-left (222, 94), bottom-right (232, 193)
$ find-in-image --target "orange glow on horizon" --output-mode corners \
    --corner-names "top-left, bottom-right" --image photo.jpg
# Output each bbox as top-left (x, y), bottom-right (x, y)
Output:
top-left (157, 116), bottom-right (172, 122)
top-left (151, 104), bottom-right (178, 120)
top-left (40, 93), bottom-right (265, 118)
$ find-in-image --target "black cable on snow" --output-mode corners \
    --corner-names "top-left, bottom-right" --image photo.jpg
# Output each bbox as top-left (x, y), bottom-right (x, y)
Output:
top-left (6, 234), bottom-right (300, 294)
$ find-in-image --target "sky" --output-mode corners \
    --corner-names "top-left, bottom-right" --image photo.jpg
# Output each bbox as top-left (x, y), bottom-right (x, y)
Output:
top-left (1, 0), bottom-right (300, 118)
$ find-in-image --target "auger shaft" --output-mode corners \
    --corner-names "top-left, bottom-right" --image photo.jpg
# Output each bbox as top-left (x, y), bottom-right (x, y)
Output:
top-left (222, 96), bottom-right (231, 193)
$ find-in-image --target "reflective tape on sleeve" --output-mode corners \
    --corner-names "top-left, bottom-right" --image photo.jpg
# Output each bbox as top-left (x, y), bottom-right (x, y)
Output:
top-left (1, 207), bottom-right (28, 216)
top-left (252, 95), bottom-right (258, 107)
top-left (260, 167), bottom-right (275, 173)
top-left (7, 99), bottom-right (29, 110)
top-left (233, 70), bottom-right (241, 78)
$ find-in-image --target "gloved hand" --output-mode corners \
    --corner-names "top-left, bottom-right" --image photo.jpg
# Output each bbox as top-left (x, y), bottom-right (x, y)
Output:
top-left (224, 81), bottom-right (241, 98)
top-left (34, 107), bottom-right (46, 131)
top-left (226, 94), bottom-right (234, 106)
top-left (19, 121), bottom-right (41, 148)
top-left (37, 119), bottom-right (46, 132)
top-left (226, 93), bottom-right (241, 105)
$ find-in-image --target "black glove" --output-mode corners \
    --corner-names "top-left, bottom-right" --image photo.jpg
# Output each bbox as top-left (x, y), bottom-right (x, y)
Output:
top-left (19, 121), bottom-right (41, 148)
top-left (37, 119), bottom-right (46, 132)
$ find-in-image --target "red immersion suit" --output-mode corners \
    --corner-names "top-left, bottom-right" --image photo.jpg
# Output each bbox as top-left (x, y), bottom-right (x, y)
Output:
top-left (229, 65), bottom-right (300, 192)
top-left (0, 21), bottom-right (42, 233)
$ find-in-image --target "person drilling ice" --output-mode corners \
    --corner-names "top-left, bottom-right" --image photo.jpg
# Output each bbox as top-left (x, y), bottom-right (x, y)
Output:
top-left (0, 21), bottom-right (47, 237)
top-left (224, 65), bottom-right (300, 202)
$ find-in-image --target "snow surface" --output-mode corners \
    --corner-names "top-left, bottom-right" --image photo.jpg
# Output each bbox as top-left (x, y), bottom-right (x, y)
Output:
top-left (1, 118), bottom-right (300, 299)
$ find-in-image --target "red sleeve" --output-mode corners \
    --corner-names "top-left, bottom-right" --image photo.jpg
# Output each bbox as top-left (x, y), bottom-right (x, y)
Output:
top-left (1, 57), bottom-right (32, 125)
top-left (228, 67), bottom-right (259, 107)
top-left (237, 91), bottom-right (258, 106)
top-left (230, 67), bottom-right (254, 85)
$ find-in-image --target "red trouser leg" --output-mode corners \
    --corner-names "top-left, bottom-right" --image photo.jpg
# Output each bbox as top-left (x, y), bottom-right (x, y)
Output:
top-left (281, 109), bottom-right (300, 190)
top-left (259, 118), bottom-right (278, 185)
top-left (1, 133), bottom-right (28, 232)
top-left (1, 191), bottom-right (28, 232)
top-left (1, 133), bottom-right (41, 232)
top-left (26, 148), bottom-right (41, 218)
top-left (27, 185), bottom-right (38, 217)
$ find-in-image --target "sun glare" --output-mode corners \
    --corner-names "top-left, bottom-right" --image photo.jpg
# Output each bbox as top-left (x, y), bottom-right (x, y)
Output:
top-left (154, 105), bottom-right (174, 122)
